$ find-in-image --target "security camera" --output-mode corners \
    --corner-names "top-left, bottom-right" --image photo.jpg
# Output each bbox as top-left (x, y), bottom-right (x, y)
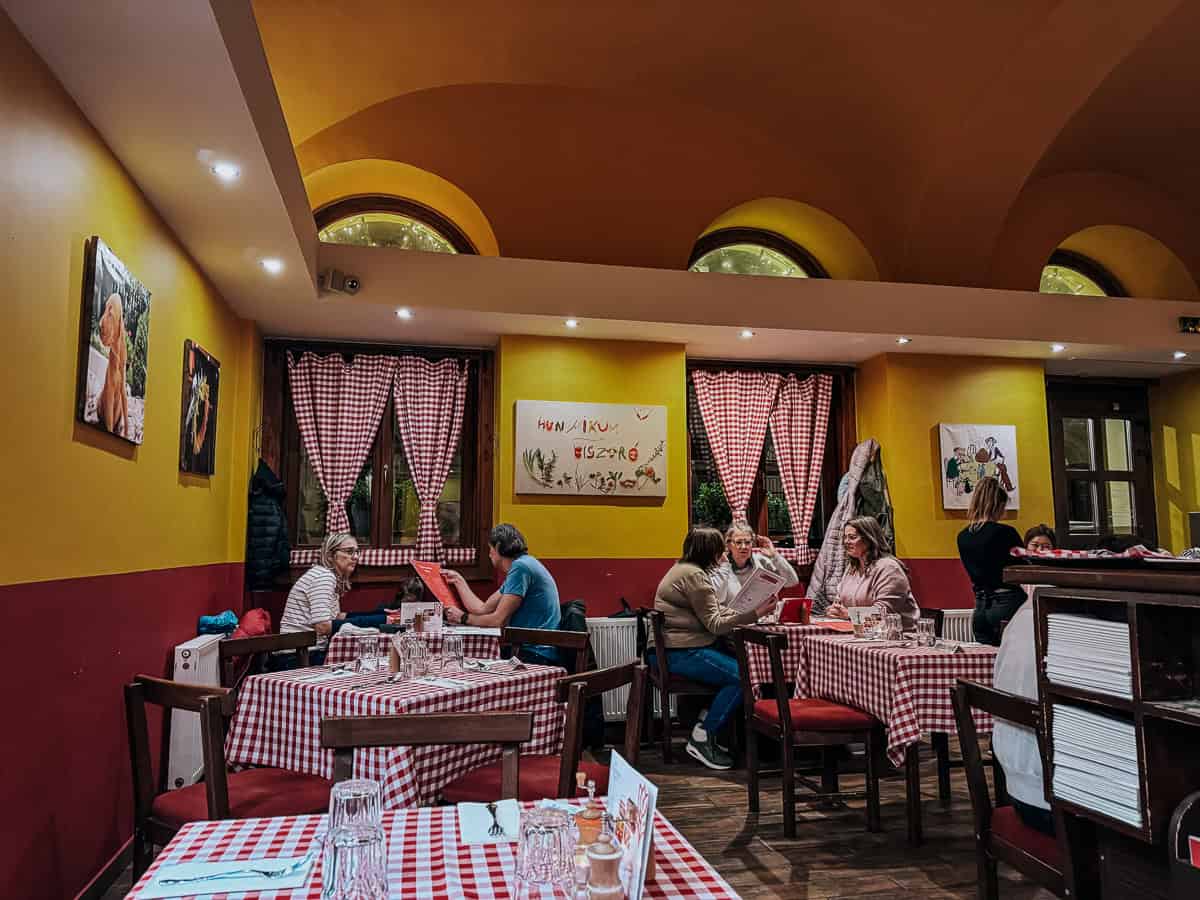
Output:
top-left (319, 268), bottom-right (361, 295)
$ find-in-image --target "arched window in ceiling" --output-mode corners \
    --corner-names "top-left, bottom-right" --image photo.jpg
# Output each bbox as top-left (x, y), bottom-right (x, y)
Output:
top-left (1039, 249), bottom-right (1124, 298)
top-left (315, 196), bottom-right (477, 254)
top-left (688, 228), bottom-right (829, 279)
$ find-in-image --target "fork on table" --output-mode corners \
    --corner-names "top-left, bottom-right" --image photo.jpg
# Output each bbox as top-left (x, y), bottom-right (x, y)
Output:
top-left (487, 802), bottom-right (506, 837)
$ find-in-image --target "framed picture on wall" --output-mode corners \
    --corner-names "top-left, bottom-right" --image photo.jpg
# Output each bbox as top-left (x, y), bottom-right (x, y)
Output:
top-left (179, 341), bottom-right (220, 475)
top-left (75, 237), bottom-right (152, 444)
top-left (939, 423), bottom-right (1019, 510)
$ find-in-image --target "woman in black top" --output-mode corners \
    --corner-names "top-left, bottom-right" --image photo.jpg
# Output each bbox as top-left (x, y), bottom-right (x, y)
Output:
top-left (957, 476), bottom-right (1023, 645)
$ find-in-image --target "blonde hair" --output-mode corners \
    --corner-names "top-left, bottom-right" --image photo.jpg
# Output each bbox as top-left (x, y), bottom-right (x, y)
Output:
top-left (967, 477), bottom-right (1008, 531)
top-left (319, 532), bottom-right (356, 594)
top-left (844, 516), bottom-right (895, 574)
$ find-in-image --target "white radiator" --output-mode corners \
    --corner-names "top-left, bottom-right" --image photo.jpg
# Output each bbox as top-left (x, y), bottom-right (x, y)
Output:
top-left (943, 609), bottom-right (974, 643)
top-left (585, 617), bottom-right (675, 722)
top-left (168, 634), bottom-right (223, 790)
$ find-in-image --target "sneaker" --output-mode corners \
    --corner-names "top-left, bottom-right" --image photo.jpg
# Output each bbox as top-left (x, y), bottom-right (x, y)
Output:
top-left (686, 735), bottom-right (734, 771)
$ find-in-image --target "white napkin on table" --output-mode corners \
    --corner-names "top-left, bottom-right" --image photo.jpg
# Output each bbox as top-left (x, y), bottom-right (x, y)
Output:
top-left (457, 799), bottom-right (521, 844)
top-left (292, 666), bottom-right (358, 683)
top-left (136, 854), bottom-right (314, 899)
top-left (412, 676), bottom-right (472, 689)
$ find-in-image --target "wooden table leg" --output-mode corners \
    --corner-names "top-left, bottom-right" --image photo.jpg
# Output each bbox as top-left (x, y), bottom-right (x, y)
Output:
top-left (932, 732), bottom-right (952, 808)
top-left (905, 742), bottom-right (923, 846)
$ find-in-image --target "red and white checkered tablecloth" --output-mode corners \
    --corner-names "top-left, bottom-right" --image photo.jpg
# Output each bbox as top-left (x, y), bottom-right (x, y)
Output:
top-left (743, 622), bottom-right (842, 695)
top-left (794, 635), bottom-right (997, 767)
top-left (125, 804), bottom-right (740, 899)
top-left (225, 665), bottom-right (564, 809)
top-left (325, 630), bottom-right (502, 667)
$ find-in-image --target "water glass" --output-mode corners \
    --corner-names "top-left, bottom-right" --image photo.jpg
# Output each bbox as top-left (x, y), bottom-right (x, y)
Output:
top-left (355, 636), bottom-right (379, 673)
top-left (513, 808), bottom-right (575, 899)
top-left (916, 618), bottom-right (937, 647)
top-left (442, 634), bottom-right (465, 672)
top-left (884, 613), bottom-right (902, 642)
top-left (321, 823), bottom-right (387, 900)
top-left (328, 779), bottom-right (382, 831)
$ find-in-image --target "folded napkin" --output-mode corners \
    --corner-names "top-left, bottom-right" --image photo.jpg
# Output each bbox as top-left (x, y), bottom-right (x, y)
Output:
top-left (464, 658), bottom-right (517, 671)
top-left (292, 666), bottom-right (357, 683)
top-left (338, 623), bottom-right (381, 636)
top-left (458, 799), bottom-right (521, 844)
top-left (412, 676), bottom-right (472, 690)
top-left (137, 854), bottom-right (315, 899)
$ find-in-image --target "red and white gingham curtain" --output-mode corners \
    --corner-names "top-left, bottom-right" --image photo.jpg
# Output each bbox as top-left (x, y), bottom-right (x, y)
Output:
top-left (691, 369), bottom-right (782, 525)
top-left (393, 357), bottom-right (470, 561)
top-left (287, 352), bottom-right (398, 534)
top-left (769, 374), bottom-right (833, 565)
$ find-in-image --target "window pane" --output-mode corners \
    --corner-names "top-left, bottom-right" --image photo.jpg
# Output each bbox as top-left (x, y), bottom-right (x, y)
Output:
top-left (1103, 419), bottom-right (1133, 472)
top-left (298, 448), bottom-right (372, 544)
top-left (1039, 265), bottom-right (1107, 296)
top-left (762, 433), bottom-right (793, 544)
top-left (690, 243), bottom-right (811, 278)
top-left (319, 212), bottom-right (457, 254)
top-left (1106, 482), bottom-right (1136, 534)
top-left (1067, 480), bottom-right (1099, 535)
top-left (392, 439), bottom-right (462, 546)
top-left (687, 381), bottom-right (731, 530)
top-left (1063, 418), bottom-right (1095, 471)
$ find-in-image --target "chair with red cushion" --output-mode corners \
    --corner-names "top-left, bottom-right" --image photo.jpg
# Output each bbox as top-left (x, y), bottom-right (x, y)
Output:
top-left (732, 627), bottom-right (884, 837)
top-left (320, 711), bottom-right (534, 790)
top-left (218, 631), bottom-right (316, 696)
top-left (125, 674), bottom-right (332, 879)
top-left (441, 663), bottom-right (647, 803)
top-left (951, 679), bottom-right (1069, 899)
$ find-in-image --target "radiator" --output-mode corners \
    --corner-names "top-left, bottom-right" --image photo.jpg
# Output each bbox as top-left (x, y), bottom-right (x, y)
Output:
top-left (943, 609), bottom-right (974, 643)
top-left (167, 634), bottom-right (223, 790)
top-left (585, 617), bottom-right (675, 722)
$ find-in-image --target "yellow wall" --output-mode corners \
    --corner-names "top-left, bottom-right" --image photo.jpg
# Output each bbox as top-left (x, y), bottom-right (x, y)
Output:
top-left (496, 335), bottom-right (687, 558)
top-left (856, 354), bottom-right (1054, 558)
top-left (1150, 369), bottom-right (1200, 553)
top-left (0, 13), bottom-right (260, 585)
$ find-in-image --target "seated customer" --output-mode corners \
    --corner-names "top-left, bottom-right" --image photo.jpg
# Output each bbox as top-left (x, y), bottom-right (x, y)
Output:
top-left (1023, 524), bottom-right (1056, 554)
top-left (648, 527), bottom-right (775, 771)
top-left (280, 532), bottom-right (354, 663)
top-left (715, 523), bottom-right (799, 613)
top-left (443, 523), bottom-right (561, 664)
top-left (992, 596), bottom-right (1053, 835)
top-left (827, 516), bottom-right (919, 630)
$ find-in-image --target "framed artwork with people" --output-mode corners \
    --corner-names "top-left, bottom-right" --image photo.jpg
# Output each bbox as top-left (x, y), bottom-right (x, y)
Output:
top-left (179, 340), bottom-right (220, 474)
top-left (939, 423), bottom-right (1019, 510)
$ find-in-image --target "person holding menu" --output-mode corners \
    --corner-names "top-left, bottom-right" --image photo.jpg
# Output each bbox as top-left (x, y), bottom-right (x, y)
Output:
top-left (443, 523), bottom-right (561, 664)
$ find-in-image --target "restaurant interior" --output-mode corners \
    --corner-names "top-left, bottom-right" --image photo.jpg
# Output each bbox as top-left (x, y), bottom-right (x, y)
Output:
top-left (5, 2), bottom-right (1200, 898)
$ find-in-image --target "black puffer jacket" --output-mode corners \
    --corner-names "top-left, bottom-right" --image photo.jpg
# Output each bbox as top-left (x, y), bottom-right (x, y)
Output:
top-left (246, 459), bottom-right (290, 588)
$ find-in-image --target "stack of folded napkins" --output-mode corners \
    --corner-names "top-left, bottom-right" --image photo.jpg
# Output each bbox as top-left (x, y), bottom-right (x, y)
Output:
top-left (1052, 704), bottom-right (1142, 827)
top-left (1044, 613), bottom-right (1132, 699)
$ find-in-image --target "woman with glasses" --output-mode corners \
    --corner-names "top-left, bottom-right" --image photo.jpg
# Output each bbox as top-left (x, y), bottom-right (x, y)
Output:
top-left (279, 532), bottom-right (355, 663)
top-left (714, 523), bottom-right (799, 611)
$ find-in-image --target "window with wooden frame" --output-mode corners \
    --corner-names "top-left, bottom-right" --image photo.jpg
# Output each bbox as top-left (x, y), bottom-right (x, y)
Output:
top-left (315, 196), bottom-right (478, 255)
top-left (688, 227), bottom-right (829, 279)
top-left (685, 361), bottom-right (855, 572)
top-left (260, 341), bottom-right (495, 582)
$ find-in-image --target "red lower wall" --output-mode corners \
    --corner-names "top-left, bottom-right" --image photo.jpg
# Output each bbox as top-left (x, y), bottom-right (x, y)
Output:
top-left (905, 558), bottom-right (975, 609)
top-left (0, 562), bottom-right (244, 900)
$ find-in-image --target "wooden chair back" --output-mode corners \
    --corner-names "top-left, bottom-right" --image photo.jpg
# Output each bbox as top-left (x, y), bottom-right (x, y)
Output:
top-left (320, 712), bottom-right (534, 791)
top-left (920, 607), bottom-right (945, 638)
top-left (554, 663), bottom-right (647, 797)
top-left (219, 631), bottom-right (316, 692)
top-left (124, 675), bottom-right (235, 828)
top-left (732, 627), bottom-right (792, 731)
top-left (644, 609), bottom-right (673, 687)
top-left (500, 626), bottom-right (590, 674)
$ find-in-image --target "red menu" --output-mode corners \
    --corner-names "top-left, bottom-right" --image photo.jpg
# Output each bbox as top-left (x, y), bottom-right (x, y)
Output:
top-left (412, 560), bottom-right (463, 610)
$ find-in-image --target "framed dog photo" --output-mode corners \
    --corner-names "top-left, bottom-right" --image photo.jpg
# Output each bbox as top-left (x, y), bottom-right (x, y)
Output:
top-left (76, 237), bottom-right (152, 444)
top-left (180, 341), bottom-right (220, 475)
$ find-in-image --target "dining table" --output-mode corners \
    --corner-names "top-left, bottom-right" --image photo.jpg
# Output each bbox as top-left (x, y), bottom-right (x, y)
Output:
top-left (224, 661), bottom-right (564, 809)
top-left (741, 619), bottom-right (850, 695)
top-left (124, 804), bottom-right (741, 899)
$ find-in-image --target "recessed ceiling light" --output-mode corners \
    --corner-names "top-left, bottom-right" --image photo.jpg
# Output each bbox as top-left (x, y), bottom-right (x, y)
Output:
top-left (564, 319), bottom-right (579, 329)
top-left (896, 337), bottom-right (912, 345)
top-left (396, 308), bottom-right (413, 320)
top-left (1175, 351), bottom-right (1189, 360)
top-left (260, 257), bottom-right (284, 275)
top-left (1050, 343), bottom-right (1066, 353)
top-left (210, 161), bottom-right (240, 183)
top-left (740, 329), bottom-right (755, 339)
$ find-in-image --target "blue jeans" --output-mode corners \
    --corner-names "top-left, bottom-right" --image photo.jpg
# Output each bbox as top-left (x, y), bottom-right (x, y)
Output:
top-left (650, 646), bottom-right (743, 735)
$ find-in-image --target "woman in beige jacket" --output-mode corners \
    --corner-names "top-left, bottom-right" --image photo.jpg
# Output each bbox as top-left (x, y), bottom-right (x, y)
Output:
top-left (827, 516), bottom-right (920, 630)
top-left (649, 527), bottom-right (775, 770)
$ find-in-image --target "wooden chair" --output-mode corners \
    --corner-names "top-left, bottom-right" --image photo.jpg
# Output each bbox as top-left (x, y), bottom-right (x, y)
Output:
top-left (733, 627), bottom-right (884, 837)
top-left (500, 626), bottom-right (590, 674)
top-left (219, 631), bottom-right (316, 694)
top-left (125, 674), bottom-right (332, 879)
top-left (319, 712), bottom-right (534, 794)
top-left (951, 680), bottom-right (1068, 899)
top-left (441, 663), bottom-right (648, 803)
top-left (638, 609), bottom-right (726, 762)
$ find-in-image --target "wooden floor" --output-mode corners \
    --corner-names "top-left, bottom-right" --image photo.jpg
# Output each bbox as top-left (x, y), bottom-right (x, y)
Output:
top-left (101, 739), bottom-right (1054, 899)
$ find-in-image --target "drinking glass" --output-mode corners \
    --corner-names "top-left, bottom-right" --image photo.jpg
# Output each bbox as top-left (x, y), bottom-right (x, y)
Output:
top-left (916, 618), bottom-right (936, 648)
top-left (355, 636), bottom-right (379, 673)
top-left (406, 638), bottom-right (429, 678)
top-left (328, 779), bottom-right (382, 831)
top-left (513, 808), bottom-right (575, 899)
top-left (321, 823), bottom-right (387, 900)
top-left (442, 634), bottom-right (465, 672)
top-left (884, 613), bottom-right (902, 642)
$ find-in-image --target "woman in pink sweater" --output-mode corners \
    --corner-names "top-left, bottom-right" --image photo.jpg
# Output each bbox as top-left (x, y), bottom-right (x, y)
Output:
top-left (827, 516), bottom-right (920, 630)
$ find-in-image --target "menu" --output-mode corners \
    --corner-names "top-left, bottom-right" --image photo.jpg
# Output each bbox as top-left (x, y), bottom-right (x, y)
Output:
top-left (728, 567), bottom-right (786, 614)
top-left (411, 560), bottom-right (463, 610)
top-left (607, 751), bottom-right (658, 899)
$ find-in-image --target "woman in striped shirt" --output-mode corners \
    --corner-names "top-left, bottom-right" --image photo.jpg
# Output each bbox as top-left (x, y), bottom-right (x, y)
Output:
top-left (280, 532), bottom-right (356, 663)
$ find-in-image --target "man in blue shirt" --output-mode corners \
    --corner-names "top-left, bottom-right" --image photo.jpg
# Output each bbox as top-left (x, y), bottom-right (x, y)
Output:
top-left (443, 524), bottom-right (561, 660)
